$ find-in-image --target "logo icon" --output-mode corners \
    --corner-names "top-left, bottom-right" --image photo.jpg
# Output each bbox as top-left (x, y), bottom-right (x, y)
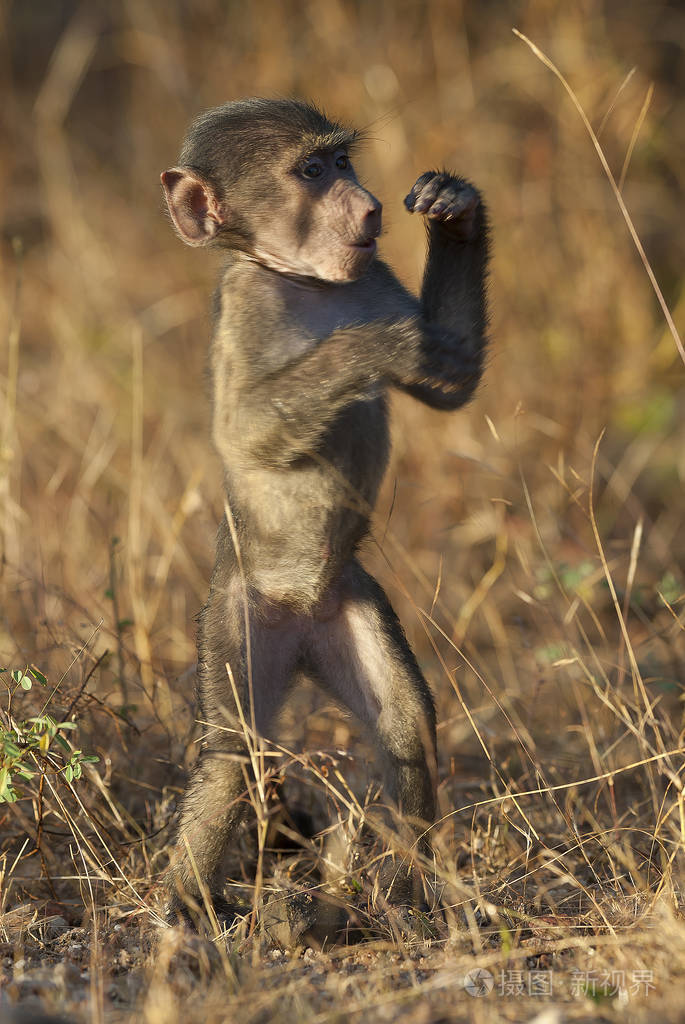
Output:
top-left (464, 968), bottom-right (494, 997)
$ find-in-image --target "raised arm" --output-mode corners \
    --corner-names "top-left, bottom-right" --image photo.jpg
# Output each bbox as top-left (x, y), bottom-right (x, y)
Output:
top-left (394, 171), bottom-right (490, 409)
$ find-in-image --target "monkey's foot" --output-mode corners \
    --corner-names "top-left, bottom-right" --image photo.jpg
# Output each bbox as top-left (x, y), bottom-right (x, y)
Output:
top-left (260, 889), bottom-right (350, 950)
top-left (382, 902), bottom-right (441, 940)
top-left (164, 892), bottom-right (242, 933)
top-left (371, 853), bottom-right (420, 909)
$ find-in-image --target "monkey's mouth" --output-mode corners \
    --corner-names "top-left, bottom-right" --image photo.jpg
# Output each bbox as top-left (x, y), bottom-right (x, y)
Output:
top-left (351, 237), bottom-right (377, 254)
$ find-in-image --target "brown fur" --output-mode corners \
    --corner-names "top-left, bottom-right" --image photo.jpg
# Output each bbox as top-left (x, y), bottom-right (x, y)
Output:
top-left (160, 98), bottom-right (489, 925)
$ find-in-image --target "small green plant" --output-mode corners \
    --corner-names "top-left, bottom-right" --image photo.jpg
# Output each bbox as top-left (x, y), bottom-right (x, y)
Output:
top-left (0, 666), bottom-right (99, 803)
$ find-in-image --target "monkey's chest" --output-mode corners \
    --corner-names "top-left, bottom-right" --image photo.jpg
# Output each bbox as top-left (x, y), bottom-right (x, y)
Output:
top-left (281, 278), bottom-right (381, 341)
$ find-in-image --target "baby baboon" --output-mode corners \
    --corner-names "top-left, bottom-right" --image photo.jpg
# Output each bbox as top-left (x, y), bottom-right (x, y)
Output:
top-left (161, 98), bottom-right (489, 924)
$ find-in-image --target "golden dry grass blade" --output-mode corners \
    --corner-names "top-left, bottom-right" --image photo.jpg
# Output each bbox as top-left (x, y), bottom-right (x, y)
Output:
top-left (513, 28), bottom-right (685, 367)
top-left (619, 82), bottom-right (654, 192)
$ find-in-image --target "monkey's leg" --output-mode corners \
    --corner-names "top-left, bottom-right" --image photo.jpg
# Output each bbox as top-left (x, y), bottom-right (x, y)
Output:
top-left (166, 582), bottom-right (251, 925)
top-left (167, 557), bottom-right (300, 925)
top-left (307, 561), bottom-right (437, 903)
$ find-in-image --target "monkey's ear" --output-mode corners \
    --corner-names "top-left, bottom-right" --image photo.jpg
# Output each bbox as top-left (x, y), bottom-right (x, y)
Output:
top-left (161, 168), bottom-right (225, 246)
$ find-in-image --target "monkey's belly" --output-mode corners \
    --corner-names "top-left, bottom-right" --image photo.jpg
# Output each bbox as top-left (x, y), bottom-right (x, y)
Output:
top-left (232, 400), bottom-right (389, 609)
top-left (235, 472), bottom-right (372, 608)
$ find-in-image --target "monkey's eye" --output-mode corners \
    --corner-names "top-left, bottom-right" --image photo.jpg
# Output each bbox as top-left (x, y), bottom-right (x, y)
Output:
top-left (303, 161), bottom-right (323, 178)
top-left (336, 154), bottom-right (349, 170)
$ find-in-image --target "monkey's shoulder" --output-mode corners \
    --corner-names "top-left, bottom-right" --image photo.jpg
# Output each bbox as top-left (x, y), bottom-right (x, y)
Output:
top-left (214, 256), bottom-right (284, 322)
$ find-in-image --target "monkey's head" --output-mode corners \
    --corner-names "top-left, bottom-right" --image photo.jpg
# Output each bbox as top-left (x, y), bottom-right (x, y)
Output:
top-left (161, 99), bottom-right (382, 284)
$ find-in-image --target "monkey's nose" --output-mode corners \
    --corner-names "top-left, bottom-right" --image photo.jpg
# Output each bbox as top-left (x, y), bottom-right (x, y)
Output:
top-left (364, 198), bottom-right (382, 235)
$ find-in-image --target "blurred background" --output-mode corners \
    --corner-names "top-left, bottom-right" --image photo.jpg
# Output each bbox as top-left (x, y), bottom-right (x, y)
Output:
top-left (0, 0), bottom-right (683, 929)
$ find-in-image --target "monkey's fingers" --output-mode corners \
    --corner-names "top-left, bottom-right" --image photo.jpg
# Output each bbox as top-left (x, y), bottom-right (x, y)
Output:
top-left (404, 171), bottom-right (451, 213)
top-left (425, 183), bottom-right (479, 223)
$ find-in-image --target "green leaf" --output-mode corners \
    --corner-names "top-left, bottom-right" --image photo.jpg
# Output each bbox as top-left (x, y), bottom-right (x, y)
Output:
top-left (659, 571), bottom-right (681, 605)
top-left (584, 983), bottom-right (614, 1004)
top-left (20, 676), bottom-right (32, 690)
top-left (30, 667), bottom-right (48, 686)
top-left (54, 735), bottom-right (71, 752)
top-left (81, 755), bottom-right (100, 764)
top-left (64, 764), bottom-right (73, 783)
top-left (57, 722), bottom-right (77, 730)
top-left (499, 924), bottom-right (513, 954)
top-left (0, 768), bottom-right (18, 802)
top-left (73, 763), bottom-right (82, 780)
top-left (614, 390), bottom-right (676, 436)
top-left (535, 643), bottom-right (568, 665)
top-left (11, 670), bottom-right (25, 685)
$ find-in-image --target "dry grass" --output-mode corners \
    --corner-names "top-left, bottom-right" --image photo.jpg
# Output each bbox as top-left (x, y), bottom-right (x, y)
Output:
top-left (1, 1), bottom-right (684, 1021)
